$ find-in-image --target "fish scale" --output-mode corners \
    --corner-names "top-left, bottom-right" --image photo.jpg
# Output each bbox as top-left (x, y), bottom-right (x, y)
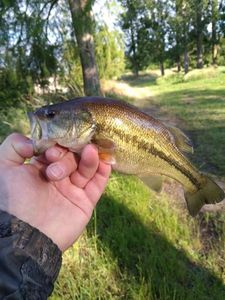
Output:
top-left (87, 101), bottom-right (201, 192)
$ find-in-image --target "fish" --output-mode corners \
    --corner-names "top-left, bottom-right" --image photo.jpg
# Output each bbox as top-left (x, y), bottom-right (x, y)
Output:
top-left (28, 96), bottom-right (224, 216)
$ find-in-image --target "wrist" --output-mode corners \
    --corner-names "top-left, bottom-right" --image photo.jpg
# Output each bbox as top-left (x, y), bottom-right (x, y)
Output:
top-left (0, 209), bottom-right (62, 282)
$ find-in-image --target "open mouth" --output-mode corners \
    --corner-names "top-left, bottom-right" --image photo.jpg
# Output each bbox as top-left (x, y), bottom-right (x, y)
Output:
top-left (27, 112), bottom-right (57, 154)
top-left (27, 112), bottom-right (42, 140)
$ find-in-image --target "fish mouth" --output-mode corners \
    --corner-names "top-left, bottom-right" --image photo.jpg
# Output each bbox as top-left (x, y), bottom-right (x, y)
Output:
top-left (27, 112), bottom-right (42, 141)
top-left (27, 112), bottom-right (55, 154)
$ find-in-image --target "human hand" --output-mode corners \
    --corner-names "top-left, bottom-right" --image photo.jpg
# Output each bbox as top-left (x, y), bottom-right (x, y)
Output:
top-left (0, 133), bottom-right (111, 251)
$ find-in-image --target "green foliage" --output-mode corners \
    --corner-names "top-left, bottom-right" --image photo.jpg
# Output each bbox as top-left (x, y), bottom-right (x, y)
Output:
top-left (0, 65), bottom-right (33, 108)
top-left (59, 25), bottom-right (125, 94)
top-left (0, 105), bottom-right (30, 142)
top-left (95, 26), bottom-right (125, 79)
top-left (119, 0), bottom-right (225, 75)
top-left (119, 0), bottom-right (148, 75)
top-left (0, 0), bottom-right (60, 107)
top-left (60, 40), bottom-right (84, 96)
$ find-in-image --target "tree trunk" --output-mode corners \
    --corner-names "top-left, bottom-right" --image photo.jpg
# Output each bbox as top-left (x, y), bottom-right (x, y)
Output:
top-left (175, 35), bottom-right (181, 72)
top-left (68, 0), bottom-right (101, 96)
top-left (211, 0), bottom-right (218, 65)
top-left (160, 61), bottom-right (165, 76)
top-left (196, 10), bottom-right (203, 68)
top-left (196, 33), bottom-right (203, 68)
top-left (130, 22), bottom-right (139, 77)
top-left (180, 0), bottom-right (190, 74)
top-left (175, 0), bottom-right (181, 72)
top-left (184, 47), bottom-right (189, 74)
top-left (177, 55), bottom-right (181, 72)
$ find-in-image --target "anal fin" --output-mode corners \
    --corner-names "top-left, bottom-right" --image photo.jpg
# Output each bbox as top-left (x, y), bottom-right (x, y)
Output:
top-left (139, 175), bottom-right (163, 192)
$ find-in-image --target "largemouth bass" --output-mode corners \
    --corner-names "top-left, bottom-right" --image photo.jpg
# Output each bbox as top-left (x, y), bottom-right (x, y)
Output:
top-left (28, 97), bottom-right (224, 216)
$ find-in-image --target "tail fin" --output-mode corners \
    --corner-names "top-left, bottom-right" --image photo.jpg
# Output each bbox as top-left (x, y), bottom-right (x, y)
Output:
top-left (184, 176), bottom-right (224, 216)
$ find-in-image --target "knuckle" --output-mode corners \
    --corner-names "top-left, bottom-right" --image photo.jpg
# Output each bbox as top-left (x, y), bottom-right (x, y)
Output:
top-left (6, 133), bottom-right (23, 143)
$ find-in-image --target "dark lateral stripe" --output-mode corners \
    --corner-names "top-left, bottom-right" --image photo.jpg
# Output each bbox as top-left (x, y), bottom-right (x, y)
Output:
top-left (99, 124), bottom-right (200, 189)
top-left (146, 144), bottom-right (200, 189)
top-left (138, 138), bottom-right (200, 189)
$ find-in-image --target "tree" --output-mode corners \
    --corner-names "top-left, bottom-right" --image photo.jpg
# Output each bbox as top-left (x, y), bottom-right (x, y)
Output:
top-left (146, 0), bottom-right (170, 76)
top-left (190, 0), bottom-right (210, 68)
top-left (94, 25), bottom-right (125, 79)
top-left (120, 0), bottom-right (170, 76)
top-left (176, 0), bottom-right (192, 73)
top-left (119, 0), bottom-right (147, 76)
top-left (68, 0), bottom-right (101, 96)
top-left (169, 0), bottom-right (191, 73)
top-left (170, 0), bottom-right (183, 72)
top-left (0, 1), bottom-right (59, 105)
top-left (210, 0), bottom-right (219, 64)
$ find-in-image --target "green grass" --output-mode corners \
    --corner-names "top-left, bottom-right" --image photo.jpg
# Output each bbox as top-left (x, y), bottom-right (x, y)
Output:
top-left (0, 67), bottom-right (225, 299)
top-left (0, 107), bottom-right (30, 142)
top-left (51, 173), bottom-right (225, 299)
top-left (139, 67), bottom-right (225, 176)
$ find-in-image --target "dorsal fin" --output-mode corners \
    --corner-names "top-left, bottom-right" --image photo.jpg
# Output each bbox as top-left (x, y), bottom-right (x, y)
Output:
top-left (168, 126), bottom-right (193, 154)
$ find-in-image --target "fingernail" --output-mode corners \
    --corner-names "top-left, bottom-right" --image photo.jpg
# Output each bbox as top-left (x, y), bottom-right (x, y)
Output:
top-left (48, 164), bottom-right (64, 178)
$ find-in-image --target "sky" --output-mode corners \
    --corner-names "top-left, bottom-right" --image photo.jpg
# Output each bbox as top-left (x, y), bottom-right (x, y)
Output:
top-left (93, 0), bottom-right (123, 32)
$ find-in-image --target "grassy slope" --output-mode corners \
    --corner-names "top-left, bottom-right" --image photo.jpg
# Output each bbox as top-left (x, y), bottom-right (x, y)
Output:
top-left (51, 68), bottom-right (225, 299)
top-left (52, 174), bottom-right (225, 300)
top-left (139, 67), bottom-right (225, 176)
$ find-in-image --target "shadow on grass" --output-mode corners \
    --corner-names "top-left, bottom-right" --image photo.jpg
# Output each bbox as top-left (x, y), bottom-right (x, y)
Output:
top-left (89, 197), bottom-right (225, 299)
top-left (186, 126), bottom-right (225, 176)
top-left (156, 88), bottom-right (225, 106)
top-left (120, 73), bottom-right (158, 87)
top-left (143, 88), bottom-right (225, 176)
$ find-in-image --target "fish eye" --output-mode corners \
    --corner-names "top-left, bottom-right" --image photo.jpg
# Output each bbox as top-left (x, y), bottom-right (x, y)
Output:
top-left (45, 110), bottom-right (56, 119)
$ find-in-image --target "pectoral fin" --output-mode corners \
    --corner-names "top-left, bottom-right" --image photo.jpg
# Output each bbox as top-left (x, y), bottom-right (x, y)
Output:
top-left (99, 152), bottom-right (116, 164)
top-left (168, 126), bottom-right (193, 154)
top-left (94, 137), bottom-right (116, 165)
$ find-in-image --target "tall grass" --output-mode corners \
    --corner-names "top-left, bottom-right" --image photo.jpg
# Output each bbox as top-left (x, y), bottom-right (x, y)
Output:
top-left (51, 173), bottom-right (225, 299)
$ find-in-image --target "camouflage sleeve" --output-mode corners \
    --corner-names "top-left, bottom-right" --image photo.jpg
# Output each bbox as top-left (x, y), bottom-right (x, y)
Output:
top-left (0, 210), bottom-right (62, 300)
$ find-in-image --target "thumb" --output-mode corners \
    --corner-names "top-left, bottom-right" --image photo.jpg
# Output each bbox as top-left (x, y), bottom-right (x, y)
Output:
top-left (0, 133), bottom-right (34, 165)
